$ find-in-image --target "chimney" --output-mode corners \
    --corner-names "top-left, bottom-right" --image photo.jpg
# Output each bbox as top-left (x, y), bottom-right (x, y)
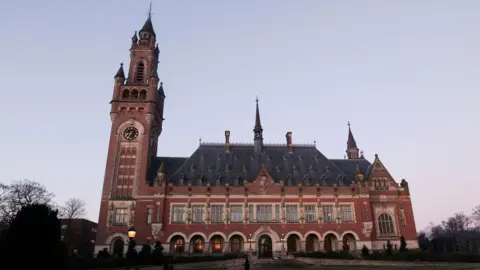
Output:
top-left (225, 130), bottom-right (230, 152)
top-left (286, 132), bottom-right (293, 153)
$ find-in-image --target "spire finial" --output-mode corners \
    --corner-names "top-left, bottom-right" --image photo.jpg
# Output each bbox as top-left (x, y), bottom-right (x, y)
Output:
top-left (160, 81), bottom-right (163, 87)
top-left (348, 121), bottom-right (351, 128)
top-left (147, 1), bottom-right (153, 19)
top-left (256, 95), bottom-right (259, 103)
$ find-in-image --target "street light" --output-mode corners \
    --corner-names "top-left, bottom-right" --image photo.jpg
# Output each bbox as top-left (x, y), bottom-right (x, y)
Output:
top-left (128, 226), bottom-right (137, 239)
top-left (249, 233), bottom-right (253, 252)
top-left (126, 226), bottom-right (138, 270)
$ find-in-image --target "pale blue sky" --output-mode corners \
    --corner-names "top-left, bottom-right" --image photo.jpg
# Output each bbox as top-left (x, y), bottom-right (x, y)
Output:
top-left (1, 0), bottom-right (479, 230)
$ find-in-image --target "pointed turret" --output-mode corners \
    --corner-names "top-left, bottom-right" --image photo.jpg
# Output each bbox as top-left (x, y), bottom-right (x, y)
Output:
top-left (131, 31), bottom-right (138, 49)
top-left (253, 97), bottom-right (263, 153)
top-left (140, 17), bottom-right (156, 37)
top-left (114, 63), bottom-right (125, 79)
top-left (158, 81), bottom-right (165, 98)
top-left (346, 122), bottom-right (360, 159)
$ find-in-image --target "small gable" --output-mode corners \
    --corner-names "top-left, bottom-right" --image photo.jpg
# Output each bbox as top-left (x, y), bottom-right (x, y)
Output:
top-left (367, 154), bottom-right (397, 190)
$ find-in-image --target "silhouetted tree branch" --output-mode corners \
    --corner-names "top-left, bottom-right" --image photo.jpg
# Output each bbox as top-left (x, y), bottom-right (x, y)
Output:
top-left (0, 179), bottom-right (54, 224)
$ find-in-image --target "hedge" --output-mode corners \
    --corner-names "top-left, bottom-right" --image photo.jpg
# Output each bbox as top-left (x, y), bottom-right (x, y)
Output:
top-left (295, 250), bottom-right (480, 263)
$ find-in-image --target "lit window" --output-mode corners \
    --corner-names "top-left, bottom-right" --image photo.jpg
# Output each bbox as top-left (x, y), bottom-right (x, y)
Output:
top-left (115, 208), bottom-right (129, 225)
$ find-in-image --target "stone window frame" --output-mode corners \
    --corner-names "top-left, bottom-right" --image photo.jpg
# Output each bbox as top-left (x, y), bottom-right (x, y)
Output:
top-left (321, 203), bottom-right (335, 223)
top-left (303, 204), bottom-right (317, 223)
top-left (170, 204), bottom-right (186, 224)
top-left (285, 204), bottom-right (299, 223)
top-left (210, 203), bottom-right (224, 223)
top-left (339, 202), bottom-right (356, 222)
top-left (191, 204), bottom-right (205, 224)
top-left (229, 204), bottom-right (243, 223)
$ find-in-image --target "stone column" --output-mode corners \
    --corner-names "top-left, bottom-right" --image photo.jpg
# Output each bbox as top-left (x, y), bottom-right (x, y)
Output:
top-left (318, 241), bottom-right (324, 252)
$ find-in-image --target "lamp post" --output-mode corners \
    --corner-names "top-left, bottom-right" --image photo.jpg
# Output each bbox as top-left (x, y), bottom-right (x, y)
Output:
top-left (126, 226), bottom-right (137, 270)
top-left (281, 233), bottom-right (285, 251)
top-left (248, 233), bottom-right (253, 253)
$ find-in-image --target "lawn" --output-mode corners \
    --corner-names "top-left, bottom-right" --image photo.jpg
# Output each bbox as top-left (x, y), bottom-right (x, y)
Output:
top-left (309, 265), bottom-right (480, 270)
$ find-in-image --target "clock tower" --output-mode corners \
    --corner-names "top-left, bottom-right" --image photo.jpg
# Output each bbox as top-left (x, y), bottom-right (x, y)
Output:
top-left (96, 14), bottom-right (164, 247)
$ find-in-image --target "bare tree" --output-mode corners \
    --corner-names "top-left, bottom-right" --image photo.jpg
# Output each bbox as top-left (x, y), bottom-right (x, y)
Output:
top-left (442, 212), bottom-right (472, 234)
top-left (60, 198), bottom-right (87, 219)
top-left (472, 205), bottom-right (480, 227)
top-left (60, 198), bottom-right (87, 255)
top-left (0, 179), bottom-right (54, 224)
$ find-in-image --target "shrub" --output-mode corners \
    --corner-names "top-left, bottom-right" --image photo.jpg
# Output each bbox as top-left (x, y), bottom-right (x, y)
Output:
top-left (172, 252), bottom-right (240, 264)
top-left (138, 244), bottom-right (152, 265)
top-left (152, 241), bottom-right (165, 265)
top-left (294, 251), bottom-right (355, 260)
top-left (361, 245), bottom-right (369, 258)
top-left (399, 236), bottom-right (408, 252)
top-left (385, 240), bottom-right (393, 256)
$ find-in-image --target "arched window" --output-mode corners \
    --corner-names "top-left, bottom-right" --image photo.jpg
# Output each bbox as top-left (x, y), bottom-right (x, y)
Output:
top-left (173, 238), bottom-right (184, 253)
top-left (134, 62), bottom-right (145, 83)
top-left (139, 90), bottom-right (147, 100)
top-left (378, 213), bottom-right (395, 235)
top-left (130, 89), bottom-right (139, 100)
top-left (211, 237), bottom-right (223, 253)
top-left (121, 89), bottom-right (130, 99)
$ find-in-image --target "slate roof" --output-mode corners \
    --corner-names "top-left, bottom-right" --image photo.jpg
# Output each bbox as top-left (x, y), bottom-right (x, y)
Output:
top-left (148, 143), bottom-right (371, 187)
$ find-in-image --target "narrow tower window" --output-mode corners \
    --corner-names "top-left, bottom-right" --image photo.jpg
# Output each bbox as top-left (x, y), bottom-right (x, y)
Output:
top-left (139, 90), bottom-right (147, 100)
top-left (121, 89), bottom-right (130, 99)
top-left (130, 89), bottom-right (139, 100)
top-left (134, 62), bottom-right (145, 83)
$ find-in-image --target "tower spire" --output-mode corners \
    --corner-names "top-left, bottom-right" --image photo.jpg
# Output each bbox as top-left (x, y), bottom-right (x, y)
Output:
top-left (346, 121), bottom-right (359, 159)
top-left (148, 0), bottom-right (153, 19)
top-left (253, 97), bottom-right (263, 153)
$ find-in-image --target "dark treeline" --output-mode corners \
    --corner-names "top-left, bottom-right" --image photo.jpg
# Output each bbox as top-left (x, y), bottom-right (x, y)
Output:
top-left (418, 206), bottom-right (480, 253)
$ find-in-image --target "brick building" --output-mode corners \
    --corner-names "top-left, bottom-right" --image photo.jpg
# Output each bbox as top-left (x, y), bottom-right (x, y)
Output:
top-left (61, 218), bottom-right (97, 256)
top-left (95, 15), bottom-right (418, 256)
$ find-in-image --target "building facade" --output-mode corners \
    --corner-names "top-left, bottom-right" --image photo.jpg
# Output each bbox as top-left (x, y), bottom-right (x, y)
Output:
top-left (95, 15), bottom-right (418, 256)
top-left (61, 218), bottom-right (97, 256)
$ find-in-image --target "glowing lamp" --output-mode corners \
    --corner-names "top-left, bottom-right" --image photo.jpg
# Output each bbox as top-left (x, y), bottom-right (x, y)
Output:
top-left (127, 226), bottom-right (136, 239)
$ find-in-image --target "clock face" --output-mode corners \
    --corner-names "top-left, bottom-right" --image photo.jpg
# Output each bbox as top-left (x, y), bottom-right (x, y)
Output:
top-left (123, 127), bottom-right (139, 141)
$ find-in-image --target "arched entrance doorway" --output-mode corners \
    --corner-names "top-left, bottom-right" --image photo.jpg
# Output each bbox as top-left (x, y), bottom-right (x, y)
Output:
top-left (209, 235), bottom-right (224, 253)
top-left (169, 236), bottom-right (185, 254)
top-left (342, 233), bottom-right (356, 251)
top-left (305, 234), bottom-right (320, 252)
top-left (229, 235), bottom-right (244, 253)
top-left (112, 238), bottom-right (124, 257)
top-left (190, 235), bottom-right (205, 253)
top-left (258, 235), bottom-right (273, 258)
top-left (286, 234), bottom-right (301, 253)
top-left (324, 233), bottom-right (338, 252)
